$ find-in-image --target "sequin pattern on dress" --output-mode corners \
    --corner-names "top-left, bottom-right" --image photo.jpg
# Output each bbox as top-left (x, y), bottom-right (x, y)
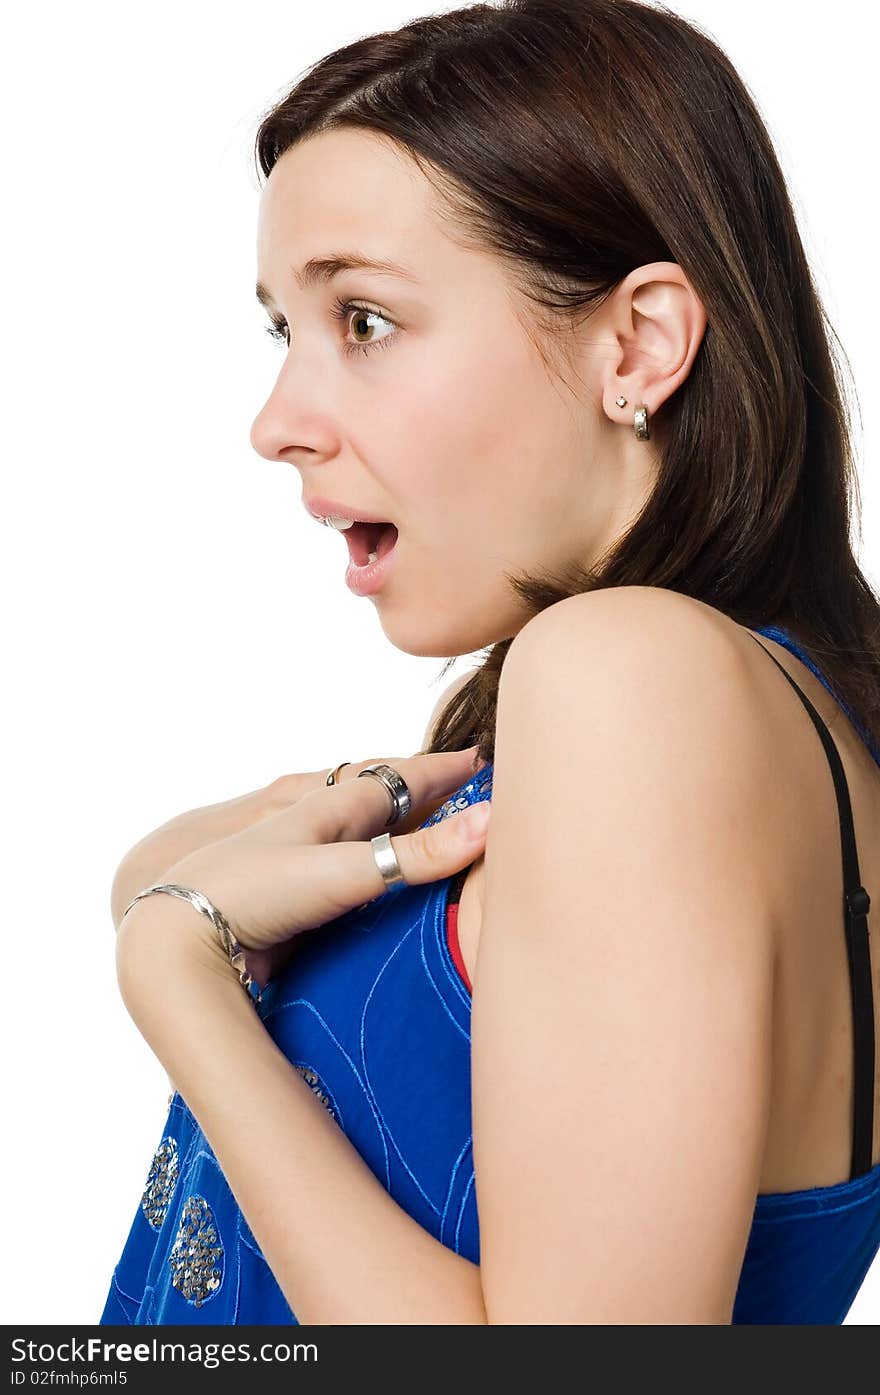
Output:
top-left (295, 1063), bottom-right (340, 1122)
top-left (169, 1195), bottom-right (224, 1307)
top-left (139, 1137), bottom-right (179, 1230)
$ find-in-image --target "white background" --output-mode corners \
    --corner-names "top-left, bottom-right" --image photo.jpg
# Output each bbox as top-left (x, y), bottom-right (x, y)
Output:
top-left (3, 0), bottom-right (878, 1325)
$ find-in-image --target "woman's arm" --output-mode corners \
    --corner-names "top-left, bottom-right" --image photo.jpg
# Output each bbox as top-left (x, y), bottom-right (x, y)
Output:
top-left (116, 897), bottom-right (489, 1325)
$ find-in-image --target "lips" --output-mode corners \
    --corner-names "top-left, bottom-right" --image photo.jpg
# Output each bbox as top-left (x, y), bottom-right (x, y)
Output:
top-left (304, 496), bottom-right (391, 526)
top-left (344, 521), bottom-right (399, 565)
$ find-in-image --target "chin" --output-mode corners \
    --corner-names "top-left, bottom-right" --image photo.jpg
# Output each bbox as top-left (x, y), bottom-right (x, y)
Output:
top-left (378, 623), bottom-right (453, 660)
top-left (379, 610), bottom-right (514, 661)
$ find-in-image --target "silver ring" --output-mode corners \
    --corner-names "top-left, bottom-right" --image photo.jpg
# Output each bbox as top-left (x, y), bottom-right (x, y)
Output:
top-left (353, 831), bottom-right (407, 911)
top-left (356, 762), bottom-right (412, 826)
top-left (369, 830), bottom-right (407, 890)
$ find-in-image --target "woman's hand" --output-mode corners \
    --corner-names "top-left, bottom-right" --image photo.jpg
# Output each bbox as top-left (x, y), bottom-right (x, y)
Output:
top-left (142, 747), bottom-right (490, 989)
top-left (110, 752), bottom-right (473, 931)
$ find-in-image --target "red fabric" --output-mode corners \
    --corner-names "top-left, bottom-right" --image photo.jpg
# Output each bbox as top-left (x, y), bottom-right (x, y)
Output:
top-left (446, 897), bottom-right (472, 994)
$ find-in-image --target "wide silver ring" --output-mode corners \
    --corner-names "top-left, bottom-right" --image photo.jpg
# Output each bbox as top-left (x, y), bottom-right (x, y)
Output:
top-left (356, 762), bottom-right (412, 827)
top-left (369, 830), bottom-right (407, 890)
top-left (352, 831), bottom-right (407, 911)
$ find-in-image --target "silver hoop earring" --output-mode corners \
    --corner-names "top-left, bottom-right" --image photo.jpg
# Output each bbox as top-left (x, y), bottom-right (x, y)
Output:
top-left (634, 404), bottom-right (650, 440)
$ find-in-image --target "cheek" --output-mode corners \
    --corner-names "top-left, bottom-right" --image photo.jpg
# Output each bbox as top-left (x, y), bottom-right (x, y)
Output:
top-left (395, 337), bottom-right (550, 508)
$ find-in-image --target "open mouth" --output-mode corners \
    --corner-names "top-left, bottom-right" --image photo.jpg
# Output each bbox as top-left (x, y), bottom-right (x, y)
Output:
top-left (344, 521), bottom-right (399, 566)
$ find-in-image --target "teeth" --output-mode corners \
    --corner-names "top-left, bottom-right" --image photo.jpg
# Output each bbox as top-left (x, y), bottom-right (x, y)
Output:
top-left (324, 515), bottom-right (355, 530)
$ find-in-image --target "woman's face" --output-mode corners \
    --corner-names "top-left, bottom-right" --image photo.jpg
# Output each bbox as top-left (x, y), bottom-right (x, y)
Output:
top-left (251, 127), bottom-right (660, 657)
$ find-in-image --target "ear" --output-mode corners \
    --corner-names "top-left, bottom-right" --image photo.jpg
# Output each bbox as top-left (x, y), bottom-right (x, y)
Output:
top-left (600, 261), bottom-right (707, 425)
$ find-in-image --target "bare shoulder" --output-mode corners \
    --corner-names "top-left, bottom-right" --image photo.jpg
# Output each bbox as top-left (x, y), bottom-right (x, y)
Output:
top-left (507, 585), bottom-right (732, 658)
top-left (503, 586), bottom-right (751, 711)
top-left (494, 585), bottom-right (782, 911)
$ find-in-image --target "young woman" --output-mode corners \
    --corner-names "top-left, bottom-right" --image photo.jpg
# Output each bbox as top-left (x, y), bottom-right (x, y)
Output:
top-left (101, 0), bottom-right (880, 1324)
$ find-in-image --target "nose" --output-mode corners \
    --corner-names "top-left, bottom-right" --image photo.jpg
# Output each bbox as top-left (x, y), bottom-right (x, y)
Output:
top-left (249, 390), bottom-right (330, 467)
top-left (250, 396), bottom-right (292, 463)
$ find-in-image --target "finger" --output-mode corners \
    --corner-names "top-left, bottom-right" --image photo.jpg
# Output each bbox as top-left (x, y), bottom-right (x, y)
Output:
top-left (386, 752), bottom-right (489, 836)
top-left (387, 799), bottom-right (492, 890)
top-left (266, 747), bottom-right (484, 822)
top-left (297, 747), bottom-right (484, 843)
top-left (292, 796), bottom-right (492, 926)
top-left (264, 758), bottom-right (386, 812)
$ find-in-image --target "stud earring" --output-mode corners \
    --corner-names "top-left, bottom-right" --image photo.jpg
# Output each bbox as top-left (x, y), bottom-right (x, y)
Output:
top-left (615, 395), bottom-right (627, 408)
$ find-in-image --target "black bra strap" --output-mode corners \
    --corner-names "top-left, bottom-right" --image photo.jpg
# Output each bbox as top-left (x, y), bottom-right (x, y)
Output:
top-left (748, 633), bottom-right (875, 1178)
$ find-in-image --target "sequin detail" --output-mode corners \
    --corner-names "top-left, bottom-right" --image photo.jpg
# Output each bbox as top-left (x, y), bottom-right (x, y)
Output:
top-left (140, 1137), bottom-right (180, 1230)
top-left (295, 1063), bottom-right (340, 1121)
top-left (169, 1195), bottom-right (224, 1307)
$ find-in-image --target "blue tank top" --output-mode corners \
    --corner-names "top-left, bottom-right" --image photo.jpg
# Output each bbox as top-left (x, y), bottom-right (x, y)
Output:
top-left (99, 624), bottom-right (880, 1326)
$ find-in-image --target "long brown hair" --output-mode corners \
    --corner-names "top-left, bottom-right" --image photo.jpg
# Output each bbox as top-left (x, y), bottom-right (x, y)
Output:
top-left (253, 0), bottom-right (879, 766)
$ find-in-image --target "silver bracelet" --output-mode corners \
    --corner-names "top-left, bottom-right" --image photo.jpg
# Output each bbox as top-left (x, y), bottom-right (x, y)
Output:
top-left (121, 882), bottom-right (261, 1006)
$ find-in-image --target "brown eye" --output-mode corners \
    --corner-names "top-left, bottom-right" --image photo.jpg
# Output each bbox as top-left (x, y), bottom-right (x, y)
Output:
top-left (333, 298), bottom-right (398, 358)
top-left (350, 307), bottom-right (376, 342)
top-left (263, 300), bottom-right (399, 358)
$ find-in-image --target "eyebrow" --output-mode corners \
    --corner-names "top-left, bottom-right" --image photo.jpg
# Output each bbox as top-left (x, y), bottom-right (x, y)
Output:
top-left (256, 251), bottom-right (419, 309)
